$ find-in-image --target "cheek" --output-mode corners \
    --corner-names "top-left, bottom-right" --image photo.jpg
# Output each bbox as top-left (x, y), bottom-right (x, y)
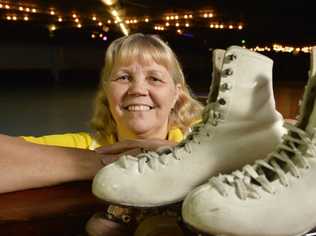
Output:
top-left (152, 87), bottom-right (177, 111)
top-left (106, 86), bottom-right (125, 113)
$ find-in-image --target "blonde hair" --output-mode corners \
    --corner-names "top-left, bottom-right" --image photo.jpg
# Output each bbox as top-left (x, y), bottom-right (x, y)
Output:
top-left (90, 33), bottom-right (204, 143)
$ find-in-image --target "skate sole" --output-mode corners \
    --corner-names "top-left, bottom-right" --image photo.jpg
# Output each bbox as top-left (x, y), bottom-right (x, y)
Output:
top-left (182, 220), bottom-right (316, 236)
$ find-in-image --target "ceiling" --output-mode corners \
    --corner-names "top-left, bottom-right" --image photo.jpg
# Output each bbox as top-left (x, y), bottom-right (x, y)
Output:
top-left (0, 0), bottom-right (314, 46)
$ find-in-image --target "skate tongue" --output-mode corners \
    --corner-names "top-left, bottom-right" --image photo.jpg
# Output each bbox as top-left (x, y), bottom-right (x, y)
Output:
top-left (304, 86), bottom-right (316, 136)
top-left (207, 49), bottom-right (225, 103)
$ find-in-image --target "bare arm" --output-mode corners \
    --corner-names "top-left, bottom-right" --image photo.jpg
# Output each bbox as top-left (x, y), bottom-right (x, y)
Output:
top-left (0, 134), bottom-right (105, 194)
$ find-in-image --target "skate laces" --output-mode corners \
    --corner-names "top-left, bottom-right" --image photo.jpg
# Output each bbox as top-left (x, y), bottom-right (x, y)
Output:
top-left (210, 123), bottom-right (316, 200)
top-left (118, 102), bottom-right (220, 173)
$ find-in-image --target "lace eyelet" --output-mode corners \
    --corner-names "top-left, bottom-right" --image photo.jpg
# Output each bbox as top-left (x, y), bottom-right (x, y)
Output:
top-left (218, 98), bottom-right (226, 105)
top-left (223, 68), bottom-right (233, 77)
top-left (229, 54), bottom-right (237, 61)
top-left (220, 83), bottom-right (232, 91)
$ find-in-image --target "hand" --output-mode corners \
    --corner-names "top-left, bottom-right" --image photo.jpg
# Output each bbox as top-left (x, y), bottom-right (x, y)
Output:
top-left (85, 212), bottom-right (130, 236)
top-left (95, 139), bottom-right (177, 165)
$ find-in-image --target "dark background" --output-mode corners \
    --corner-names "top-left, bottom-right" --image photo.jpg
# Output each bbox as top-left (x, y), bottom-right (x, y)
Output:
top-left (0, 0), bottom-right (314, 135)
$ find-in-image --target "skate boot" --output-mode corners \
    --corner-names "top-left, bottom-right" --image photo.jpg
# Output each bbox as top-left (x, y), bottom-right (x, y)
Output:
top-left (92, 45), bottom-right (285, 208)
top-left (182, 46), bottom-right (316, 236)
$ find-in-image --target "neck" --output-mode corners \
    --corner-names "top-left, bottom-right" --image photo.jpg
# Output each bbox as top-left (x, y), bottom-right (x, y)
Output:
top-left (117, 125), bottom-right (169, 141)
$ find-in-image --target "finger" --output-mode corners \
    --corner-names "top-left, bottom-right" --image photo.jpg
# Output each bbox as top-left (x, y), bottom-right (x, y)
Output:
top-left (122, 148), bottom-right (145, 156)
top-left (95, 140), bottom-right (143, 154)
top-left (101, 154), bottom-right (121, 165)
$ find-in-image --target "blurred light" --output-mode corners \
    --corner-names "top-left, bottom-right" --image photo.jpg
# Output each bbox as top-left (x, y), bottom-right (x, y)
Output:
top-left (229, 25), bottom-right (233, 29)
top-left (24, 16), bottom-right (29, 21)
top-left (99, 33), bottom-right (103, 37)
top-left (111, 10), bottom-right (118, 17)
top-left (98, 21), bottom-right (103, 26)
top-left (72, 13), bottom-right (77, 18)
top-left (49, 24), bottom-right (57, 31)
top-left (241, 39), bottom-right (246, 44)
top-left (25, 7), bottom-right (30, 12)
top-left (175, 15), bottom-right (179, 19)
top-left (175, 22), bottom-right (180, 27)
top-left (177, 29), bottom-right (182, 34)
top-left (75, 18), bottom-right (79, 23)
top-left (12, 16), bottom-right (17, 21)
top-left (203, 13), bottom-right (207, 18)
top-left (32, 8), bottom-right (36, 13)
top-left (238, 25), bottom-right (243, 30)
top-left (189, 14), bottom-right (193, 18)
top-left (0, 4), bottom-right (3, 8)
top-left (107, 20), bottom-right (111, 24)
top-left (58, 17), bottom-right (63, 22)
top-left (102, 26), bottom-right (110, 32)
top-left (185, 23), bottom-right (190, 27)
top-left (91, 34), bottom-right (96, 38)
top-left (5, 4), bottom-right (10, 9)
top-left (145, 18), bottom-right (149, 22)
top-left (6, 16), bottom-right (12, 20)
top-left (103, 36), bottom-right (108, 41)
top-left (184, 14), bottom-right (188, 19)
top-left (77, 23), bottom-right (82, 28)
top-left (19, 6), bottom-right (23, 11)
top-left (92, 16), bottom-right (97, 21)
top-left (119, 22), bottom-right (129, 35)
top-left (165, 22), bottom-right (170, 26)
top-left (101, 0), bottom-right (118, 6)
top-left (50, 10), bottom-right (55, 15)
top-left (166, 16), bottom-right (170, 20)
top-left (209, 13), bottom-right (213, 17)
top-left (220, 24), bottom-right (224, 29)
top-left (170, 16), bottom-right (174, 20)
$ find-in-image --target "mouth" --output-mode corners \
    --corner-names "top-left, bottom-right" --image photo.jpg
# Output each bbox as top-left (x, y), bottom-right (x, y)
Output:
top-left (123, 104), bottom-right (154, 111)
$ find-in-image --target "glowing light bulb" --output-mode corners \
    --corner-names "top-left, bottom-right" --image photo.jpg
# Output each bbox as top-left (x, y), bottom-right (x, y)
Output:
top-left (101, 0), bottom-right (118, 6)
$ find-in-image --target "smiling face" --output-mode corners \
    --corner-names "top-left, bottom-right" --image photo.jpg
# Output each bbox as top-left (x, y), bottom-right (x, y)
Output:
top-left (106, 58), bottom-right (180, 141)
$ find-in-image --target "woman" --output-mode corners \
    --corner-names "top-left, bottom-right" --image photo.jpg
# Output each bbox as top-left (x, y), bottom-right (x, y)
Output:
top-left (0, 33), bottom-right (203, 235)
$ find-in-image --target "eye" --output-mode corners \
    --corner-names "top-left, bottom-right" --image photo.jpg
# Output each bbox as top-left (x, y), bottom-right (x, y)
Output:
top-left (149, 76), bottom-right (163, 83)
top-left (114, 74), bottom-right (130, 82)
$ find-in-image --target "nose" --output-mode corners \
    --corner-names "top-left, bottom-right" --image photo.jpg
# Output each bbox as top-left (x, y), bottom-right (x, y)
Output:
top-left (127, 78), bottom-right (149, 96)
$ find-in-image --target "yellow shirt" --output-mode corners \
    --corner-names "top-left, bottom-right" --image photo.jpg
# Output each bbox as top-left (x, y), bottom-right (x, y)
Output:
top-left (21, 127), bottom-right (184, 150)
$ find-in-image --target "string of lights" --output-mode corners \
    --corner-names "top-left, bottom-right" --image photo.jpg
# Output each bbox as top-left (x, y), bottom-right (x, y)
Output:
top-left (0, 1), bottom-right (314, 53)
top-left (0, 0), bottom-right (244, 35)
top-left (245, 44), bottom-right (314, 54)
